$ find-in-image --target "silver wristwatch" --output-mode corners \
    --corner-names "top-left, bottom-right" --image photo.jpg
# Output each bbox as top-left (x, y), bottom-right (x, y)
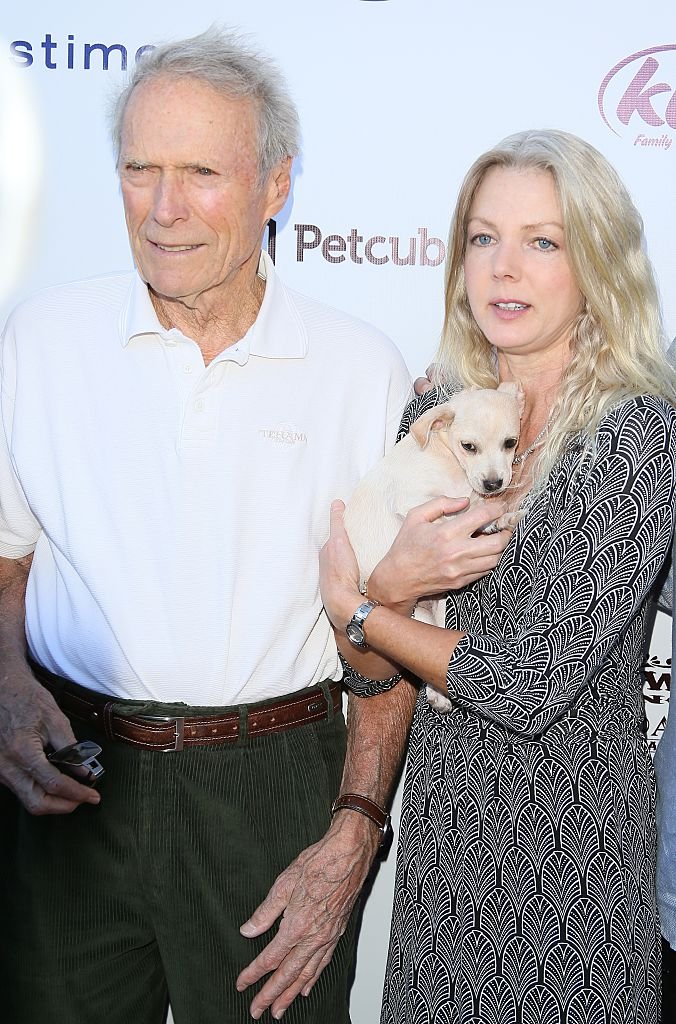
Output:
top-left (345, 600), bottom-right (380, 650)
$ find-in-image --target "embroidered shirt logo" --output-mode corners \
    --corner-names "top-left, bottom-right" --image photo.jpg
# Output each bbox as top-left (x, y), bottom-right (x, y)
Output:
top-left (259, 426), bottom-right (308, 446)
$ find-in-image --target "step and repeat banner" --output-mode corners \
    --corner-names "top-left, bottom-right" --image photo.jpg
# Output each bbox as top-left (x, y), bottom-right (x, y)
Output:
top-left (2, 3), bottom-right (674, 1019)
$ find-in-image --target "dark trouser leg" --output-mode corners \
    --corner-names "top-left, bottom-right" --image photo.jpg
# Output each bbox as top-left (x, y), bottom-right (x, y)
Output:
top-left (0, 737), bottom-right (169, 1024)
top-left (158, 711), bottom-right (354, 1023)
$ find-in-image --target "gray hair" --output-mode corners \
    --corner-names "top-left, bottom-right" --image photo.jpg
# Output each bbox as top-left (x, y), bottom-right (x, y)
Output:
top-left (110, 26), bottom-right (301, 183)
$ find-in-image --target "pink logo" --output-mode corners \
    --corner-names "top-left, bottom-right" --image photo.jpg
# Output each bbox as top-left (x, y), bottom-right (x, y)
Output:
top-left (598, 44), bottom-right (676, 148)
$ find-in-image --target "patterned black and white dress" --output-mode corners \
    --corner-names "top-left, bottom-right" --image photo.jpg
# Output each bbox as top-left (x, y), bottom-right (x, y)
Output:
top-left (351, 389), bottom-right (676, 1024)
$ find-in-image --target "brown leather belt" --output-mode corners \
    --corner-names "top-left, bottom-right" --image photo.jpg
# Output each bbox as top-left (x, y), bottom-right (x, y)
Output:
top-left (30, 659), bottom-right (342, 752)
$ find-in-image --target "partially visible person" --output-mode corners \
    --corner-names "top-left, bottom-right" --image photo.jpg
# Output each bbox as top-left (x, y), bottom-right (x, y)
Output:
top-left (656, 555), bottom-right (676, 1020)
top-left (655, 334), bottom-right (676, 1021)
top-left (320, 129), bottom-right (676, 1023)
top-left (1, 27), bottom-right (410, 1024)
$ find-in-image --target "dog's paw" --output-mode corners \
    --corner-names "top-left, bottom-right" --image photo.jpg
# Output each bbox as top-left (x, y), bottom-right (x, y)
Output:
top-left (494, 510), bottom-right (525, 532)
top-left (426, 684), bottom-right (453, 713)
top-left (482, 509), bottom-right (525, 534)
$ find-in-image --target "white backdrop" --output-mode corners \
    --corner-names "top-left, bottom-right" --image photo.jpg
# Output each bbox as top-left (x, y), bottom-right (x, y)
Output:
top-left (2, 3), bottom-right (674, 1019)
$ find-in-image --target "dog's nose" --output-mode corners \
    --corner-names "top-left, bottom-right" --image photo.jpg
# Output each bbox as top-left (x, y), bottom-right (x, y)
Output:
top-left (483, 478), bottom-right (503, 493)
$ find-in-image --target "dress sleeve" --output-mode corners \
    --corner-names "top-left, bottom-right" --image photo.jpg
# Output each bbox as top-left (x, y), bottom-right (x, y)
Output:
top-left (339, 653), bottom-right (402, 696)
top-left (396, 382), bottom-right (460, 442)
top-left (446, 395), bottom-right (676, 738)
top-left (0, 317), bottom-right (41, 558)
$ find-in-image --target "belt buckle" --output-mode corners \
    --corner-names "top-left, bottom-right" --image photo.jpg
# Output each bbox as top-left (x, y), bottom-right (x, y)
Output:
top-left (139, 716), bottom-right (185, 751)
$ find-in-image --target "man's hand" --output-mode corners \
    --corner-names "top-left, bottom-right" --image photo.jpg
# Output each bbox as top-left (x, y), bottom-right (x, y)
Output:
top-left (319, 500), bottom-right (367, 632)
top-left (368, 495), bottom-right (513, 610)
top-left (237, 812), bottom-right (379, 1020)
top-left (0, 553), bottom-right (100, 814)
top-left (0, 669), bottom-right (101, 814)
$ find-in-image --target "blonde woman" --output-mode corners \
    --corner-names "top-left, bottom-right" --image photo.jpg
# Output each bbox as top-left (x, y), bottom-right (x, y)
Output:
top-left (320, 130), bottom-right (676, 1022)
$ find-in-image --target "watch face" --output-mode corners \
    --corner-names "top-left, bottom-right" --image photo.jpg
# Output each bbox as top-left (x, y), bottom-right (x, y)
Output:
top-left (346, 622), bottom-right (366, 647)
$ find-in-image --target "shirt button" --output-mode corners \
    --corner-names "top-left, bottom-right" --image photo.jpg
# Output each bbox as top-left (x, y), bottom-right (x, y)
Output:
top-left (194, 399), bottom-right (205, 412)
top-left (183, 365), bottom-right (193, 374)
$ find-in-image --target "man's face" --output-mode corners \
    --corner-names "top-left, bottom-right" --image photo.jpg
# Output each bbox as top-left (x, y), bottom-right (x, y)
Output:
top-left (119, 76), bottom-right (290, 309)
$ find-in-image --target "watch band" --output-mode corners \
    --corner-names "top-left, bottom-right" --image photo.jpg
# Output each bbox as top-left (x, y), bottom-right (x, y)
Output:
top-left (345, 598), bottom-right (381, 650)
top-left (331, 792), bottom-right (392, 846)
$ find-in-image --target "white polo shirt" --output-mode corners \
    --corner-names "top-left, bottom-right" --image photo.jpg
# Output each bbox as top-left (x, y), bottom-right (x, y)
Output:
top-left (0, 253), bottom-right (411, 704)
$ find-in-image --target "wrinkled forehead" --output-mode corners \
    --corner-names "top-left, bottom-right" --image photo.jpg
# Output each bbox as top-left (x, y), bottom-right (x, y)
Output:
top-left (120, 75), bottom-right (260, 164)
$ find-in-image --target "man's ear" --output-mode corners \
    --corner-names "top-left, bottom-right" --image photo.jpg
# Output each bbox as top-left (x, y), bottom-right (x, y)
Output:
top-left (410, 404), bottom-right (456, 449)
top-left (265, 157), bottom-right (292, 218)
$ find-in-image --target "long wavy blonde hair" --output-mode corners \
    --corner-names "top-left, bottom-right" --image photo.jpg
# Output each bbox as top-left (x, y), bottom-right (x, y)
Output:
top-left (434, 129), bottom-right (675, 484)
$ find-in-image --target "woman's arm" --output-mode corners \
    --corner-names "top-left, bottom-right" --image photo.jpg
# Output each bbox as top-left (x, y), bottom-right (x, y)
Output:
top-left (323, 491), bottom-right (513, 691)
top-left (321, 502), bottom-right (465, 689)
top-left (330, 493), bottom-right (512, 687)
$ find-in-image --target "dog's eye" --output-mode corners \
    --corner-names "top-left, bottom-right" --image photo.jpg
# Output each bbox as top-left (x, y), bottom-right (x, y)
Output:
top-left (461, 442), bottom-right (477, 453)
top-left (504, 438), bottom-right (518, 450)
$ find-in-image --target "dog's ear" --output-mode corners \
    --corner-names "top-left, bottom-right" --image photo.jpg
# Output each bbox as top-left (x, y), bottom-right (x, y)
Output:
top-left (497, 380), bottom-right (526, 416)
top-left (410, 404), bottom-right (456, 449)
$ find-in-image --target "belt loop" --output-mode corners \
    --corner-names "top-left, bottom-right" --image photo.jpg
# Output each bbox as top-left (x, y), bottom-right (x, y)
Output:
top-left (238, 703), bottom-right (249, 745)
top-left (103, 701), bottom-right (116, 742)
top-left (319, 680), bottom-right (335, 722)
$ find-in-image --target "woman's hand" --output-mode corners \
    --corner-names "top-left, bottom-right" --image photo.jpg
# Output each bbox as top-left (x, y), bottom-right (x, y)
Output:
top-left (319, 501), bottom-right (364, 631)
top-left (413, 363), bottom-right (435, 396)
top-left (367, 496), bottom-right (513, 610)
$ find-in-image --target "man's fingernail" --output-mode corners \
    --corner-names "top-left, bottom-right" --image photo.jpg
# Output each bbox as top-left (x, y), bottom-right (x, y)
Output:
top-left (250, 1010), bottom-right (263, 1021)
top-left (273, 1010), bottom-right (285, 1020)
top-left (240, 922), bottom-right (256, 937)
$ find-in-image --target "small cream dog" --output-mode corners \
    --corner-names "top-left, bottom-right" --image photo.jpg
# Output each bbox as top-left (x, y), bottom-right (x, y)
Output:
top-left (344, 383), bottom-right (524, 712)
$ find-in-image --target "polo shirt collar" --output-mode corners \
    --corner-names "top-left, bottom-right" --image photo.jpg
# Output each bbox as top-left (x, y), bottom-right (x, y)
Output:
top-left (120, 251), bottom-right (308, 360)
top-left (120, 271), bottom-right (172, 347)
top-left (243, 251), bottom-right (308, 359)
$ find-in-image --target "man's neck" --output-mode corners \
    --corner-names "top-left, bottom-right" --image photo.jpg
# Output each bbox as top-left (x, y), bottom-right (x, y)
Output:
top-left (149, 270), bottom-right (266, 365)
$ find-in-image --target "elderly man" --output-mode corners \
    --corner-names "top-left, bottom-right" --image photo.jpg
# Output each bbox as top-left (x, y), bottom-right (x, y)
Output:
top-left (0, 27), bottom-right (510, 1024)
